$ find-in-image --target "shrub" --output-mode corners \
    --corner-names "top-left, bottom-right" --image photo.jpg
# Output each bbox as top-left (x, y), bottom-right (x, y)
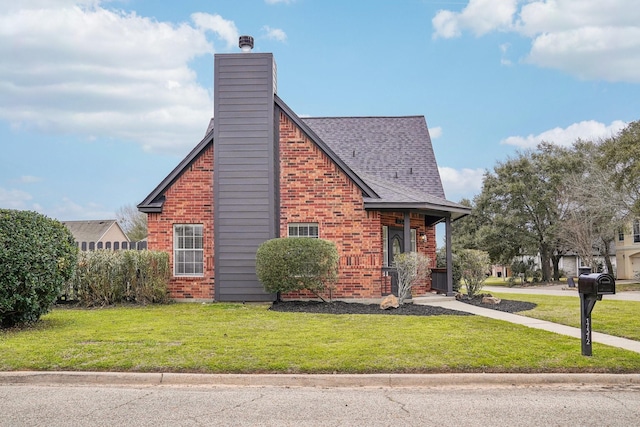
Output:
top-left (256, 238), bottom-right (338, 300)
top-left (459, 249), bottom-right (490, 298)
top-left (0, 209), bottom-right (78, 328)
top-left (393, 252), bottom-right (431, 304)
top-left (64, 250), bottom-right (170, 306)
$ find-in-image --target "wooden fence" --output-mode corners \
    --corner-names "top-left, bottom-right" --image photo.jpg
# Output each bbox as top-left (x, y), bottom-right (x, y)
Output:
top-left (76, 241), bottom-right (147, 251)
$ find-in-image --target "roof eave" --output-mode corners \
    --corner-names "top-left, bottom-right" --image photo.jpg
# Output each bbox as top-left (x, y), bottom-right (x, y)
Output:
top-left (137, 131), bottom-right (214, 213)
top-left (364, 200), bottom-right (471, 221)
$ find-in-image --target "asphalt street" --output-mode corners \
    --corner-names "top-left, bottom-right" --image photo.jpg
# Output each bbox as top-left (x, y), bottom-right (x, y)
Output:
top-left (1, 382), bottom-right (640, 427)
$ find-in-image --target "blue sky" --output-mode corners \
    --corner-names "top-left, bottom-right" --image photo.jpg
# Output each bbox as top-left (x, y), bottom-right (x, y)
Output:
top-left (1, 0), bottom-right (639, 221)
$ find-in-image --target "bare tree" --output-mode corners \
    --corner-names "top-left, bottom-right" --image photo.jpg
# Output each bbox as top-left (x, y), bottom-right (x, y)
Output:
top-left (394, 252), bottom-right (431, 305)
top-left (557, 140), bottom-right (628, 274)
top-left (459, 249), bottom-right (490, 297)
top-left (116, 204), bottom-right (148, 241)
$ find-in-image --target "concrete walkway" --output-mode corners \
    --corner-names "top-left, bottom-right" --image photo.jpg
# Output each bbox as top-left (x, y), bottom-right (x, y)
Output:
top-left (483, 284), bottom-right (640, 301)
top-left (413, 288), bottom-right (640, 354)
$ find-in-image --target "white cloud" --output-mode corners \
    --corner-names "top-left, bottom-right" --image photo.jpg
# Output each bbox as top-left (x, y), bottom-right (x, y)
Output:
top-left (433, 0), bottom-right (518, 39)
top-left (501, 120), bottom-right (627, 149)
top-left (438, 166), bottom-right (485, 200)
top-left (18, 175), bottom-right (42, 184)
top-left (265, 0), bottom-right (295, 4)
top-left (263, 26), bottom-right (287, 42)
top-left (526, 26), bottom-right (640, 82)
top-left (433, 0), bottom-right (640, 83)
top-left (0, 187), bottom-right (34, 210)
top-left (50, 197), bottom-right (115, 221)
top-left (429, 126), bottom-right (442, 139)
top-left (192, 12), bottom-right (239, 48)
top-left (0, 2), bottom-right (243, 154)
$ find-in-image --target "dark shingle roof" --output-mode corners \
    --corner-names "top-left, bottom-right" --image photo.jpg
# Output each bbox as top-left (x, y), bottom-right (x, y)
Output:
top-left (299, 116), bottom-right (469, 217)
top-left (301, 116), bottom-right (446, 199)
top-left (139, 98), bottom-right (470, 220)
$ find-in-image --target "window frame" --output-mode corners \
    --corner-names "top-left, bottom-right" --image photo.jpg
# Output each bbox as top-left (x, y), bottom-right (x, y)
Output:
top-left (634, 220), bottom-right (640, 243)
top-left (173, 224), bottom-right (204, 277)
top-left (288, 223), bottom-right (319, 238)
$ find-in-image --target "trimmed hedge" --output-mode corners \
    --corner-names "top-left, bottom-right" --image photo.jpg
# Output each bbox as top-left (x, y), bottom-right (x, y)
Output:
top-left (256, 238), bottom-right (338, 298)
top-left (63, 250), bottom-right (170, 306)
top-left (0, 209), bottom-right (78, 328)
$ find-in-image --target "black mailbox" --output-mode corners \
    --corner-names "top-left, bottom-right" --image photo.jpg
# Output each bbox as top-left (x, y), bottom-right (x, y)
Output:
top-left (578, 273), bottom-right (615, 295)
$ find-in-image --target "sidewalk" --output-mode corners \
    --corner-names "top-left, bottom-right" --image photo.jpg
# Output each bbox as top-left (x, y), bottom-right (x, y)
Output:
top-left (482, 284), bottom-right (640, 301)
top-left (413, 292), bottom-right (640, 354)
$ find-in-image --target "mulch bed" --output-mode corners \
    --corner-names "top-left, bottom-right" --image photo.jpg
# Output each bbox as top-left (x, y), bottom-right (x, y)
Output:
top-left (457, 295), bottom-right (537, 313)
top-left (269, 296), bottom-right (537, 316)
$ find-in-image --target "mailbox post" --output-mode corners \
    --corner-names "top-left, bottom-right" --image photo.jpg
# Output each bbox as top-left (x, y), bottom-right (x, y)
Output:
top-left (577, 273), bottom-right (615, 356)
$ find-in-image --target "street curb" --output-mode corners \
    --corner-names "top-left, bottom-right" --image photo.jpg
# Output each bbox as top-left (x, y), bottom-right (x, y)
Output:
top-left (1, 372), bottom-right (640, 388)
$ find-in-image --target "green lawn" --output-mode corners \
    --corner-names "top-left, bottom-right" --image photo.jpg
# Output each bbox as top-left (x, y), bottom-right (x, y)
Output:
top-left (1, 303), bottom-right (639, 374)
top-left (493, 292), bottom-right (640, 341)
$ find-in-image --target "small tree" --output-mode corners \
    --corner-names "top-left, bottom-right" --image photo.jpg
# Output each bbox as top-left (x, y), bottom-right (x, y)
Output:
top-left (0, 209), bottom-right (78, 327)
top-left (256, 238), bottom-right (339, 301)
top-left (459, 249), bottom-right (490, 298)
top-left (394, 252), bottom-right (431, 304)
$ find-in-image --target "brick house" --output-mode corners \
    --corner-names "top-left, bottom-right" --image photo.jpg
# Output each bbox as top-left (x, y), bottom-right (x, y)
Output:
top-left (138, 41), bottom-right (469, 302)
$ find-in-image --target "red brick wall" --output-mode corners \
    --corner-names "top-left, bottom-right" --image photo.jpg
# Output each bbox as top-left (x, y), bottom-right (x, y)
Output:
top-left (279, 112), bottom-right (437, 299)
top-left (146, 115), bottom-right (439, 301)
top-left (146, 143), bottom-right (215, 299)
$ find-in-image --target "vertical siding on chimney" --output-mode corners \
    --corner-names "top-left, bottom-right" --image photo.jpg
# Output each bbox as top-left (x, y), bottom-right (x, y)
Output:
top-left (213, 53), bottom-right (277, 301)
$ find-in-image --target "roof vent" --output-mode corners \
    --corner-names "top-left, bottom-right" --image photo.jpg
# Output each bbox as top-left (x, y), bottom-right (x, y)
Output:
top-left (239, 35), bottom-right (254, 52)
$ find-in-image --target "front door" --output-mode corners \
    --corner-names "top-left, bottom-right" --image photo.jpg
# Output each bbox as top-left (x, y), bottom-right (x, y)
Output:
top-left (388, 228), bottom-right (404, 295)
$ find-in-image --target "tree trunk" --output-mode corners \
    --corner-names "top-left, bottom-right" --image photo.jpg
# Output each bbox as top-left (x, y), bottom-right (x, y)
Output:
top-left (551, 254), bottom-right (561, 281)
top-left (539, 244), bottom-right (552, 282)
top-left (600, 239), bottom-right (615, 275)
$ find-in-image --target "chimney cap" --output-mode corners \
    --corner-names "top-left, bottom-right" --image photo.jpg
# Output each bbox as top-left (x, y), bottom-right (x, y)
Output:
top-left (239, 35), bottom-right (254, 52)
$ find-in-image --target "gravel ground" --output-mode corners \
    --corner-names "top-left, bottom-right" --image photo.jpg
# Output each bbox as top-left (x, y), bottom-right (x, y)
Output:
top-left (269, 297), bottom-right (537, 316)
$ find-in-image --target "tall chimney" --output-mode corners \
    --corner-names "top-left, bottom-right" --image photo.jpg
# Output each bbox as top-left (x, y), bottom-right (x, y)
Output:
top-left (213, 39), bottom-right (278, 301)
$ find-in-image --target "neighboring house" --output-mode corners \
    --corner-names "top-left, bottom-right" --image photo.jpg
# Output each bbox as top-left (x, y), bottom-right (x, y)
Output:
top-left (615, 219), bottom-right (640, 279)
top-left (62, 219), bottom-right (130, 251)
top-left (558, 248), bottom-right (616, 278)
top-left (138, 41), bottom-right (470, 302)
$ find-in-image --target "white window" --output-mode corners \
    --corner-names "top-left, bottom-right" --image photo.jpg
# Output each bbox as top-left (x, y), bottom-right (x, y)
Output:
top-left (174, 224), bottom-right (204, 276)
top-left (288, 223), bottom-right (319, 238)
top-left (411, 229), bottom-right (417, 252)
top-left (634, 220), bottom-right (640, 243)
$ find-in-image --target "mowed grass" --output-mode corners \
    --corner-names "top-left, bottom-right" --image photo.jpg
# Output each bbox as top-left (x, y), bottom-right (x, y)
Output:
top-left (1, 303), bottom-right (639, 373)
top-left (493, 292), bottom-right (640, 341)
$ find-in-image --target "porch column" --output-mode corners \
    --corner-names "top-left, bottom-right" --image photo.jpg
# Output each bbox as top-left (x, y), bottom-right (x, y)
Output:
top-left (445, 215), bottom-right (454, 296)
top-left (403, 211), bottom-right (412, 252)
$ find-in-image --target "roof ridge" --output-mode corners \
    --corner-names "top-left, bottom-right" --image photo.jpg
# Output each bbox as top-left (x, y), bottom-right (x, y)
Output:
top-left (302, 115), bottom-right (424, 120)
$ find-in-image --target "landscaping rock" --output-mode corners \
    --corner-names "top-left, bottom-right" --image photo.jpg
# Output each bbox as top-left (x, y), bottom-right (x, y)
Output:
top-left (482, 296), bottom-right (502, 305)
top-left (380, 295), bottom-right (399, 310)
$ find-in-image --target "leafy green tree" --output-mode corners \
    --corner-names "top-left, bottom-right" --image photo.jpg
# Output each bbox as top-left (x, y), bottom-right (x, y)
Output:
top-left (598, 120), bottom-right (640, 215)
top-left (451, 198), bottom-right (480, 250)
top-left (0, 209), bottom-right (78, 327)
top-left (474, 144), bottom-right (578, 281)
